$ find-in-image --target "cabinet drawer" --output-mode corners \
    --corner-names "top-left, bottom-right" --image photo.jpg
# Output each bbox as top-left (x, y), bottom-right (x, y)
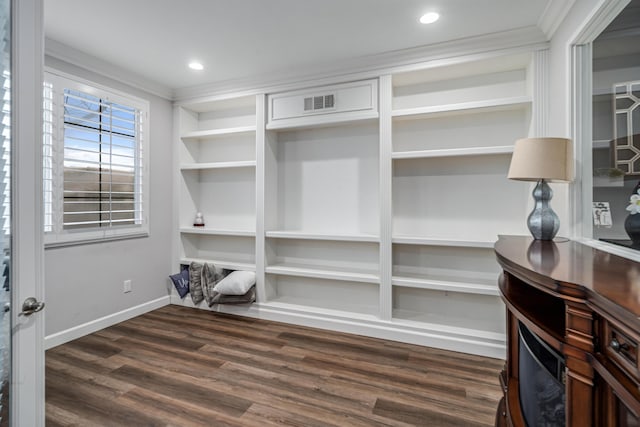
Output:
top-left (604, 320), bottom-right (640, 382)
top-left (267, 79), bottom-right (378, 129)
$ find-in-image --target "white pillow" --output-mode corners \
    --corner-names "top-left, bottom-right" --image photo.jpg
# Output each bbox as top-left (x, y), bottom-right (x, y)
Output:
top-left (213, 270), bottom-right (256, 295)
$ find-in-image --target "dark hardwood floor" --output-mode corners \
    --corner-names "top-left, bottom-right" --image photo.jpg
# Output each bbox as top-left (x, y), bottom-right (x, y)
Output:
top-left (46, 305), bottom-right (504, 427)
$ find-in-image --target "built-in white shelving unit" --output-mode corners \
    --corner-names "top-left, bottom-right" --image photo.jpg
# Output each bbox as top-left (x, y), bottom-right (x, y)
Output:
top-left (172, 51), bottom-right (540, 358)
top-left (175, 94), bottom-right (258, 273)
top-left (388, 54), bottom-right (534, 352)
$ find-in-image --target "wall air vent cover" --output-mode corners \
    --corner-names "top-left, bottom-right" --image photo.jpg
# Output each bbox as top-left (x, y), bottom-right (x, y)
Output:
top-left (267, 79), bottom-right (378, 127)
top-left (304, 94), bottom-right (336, 112)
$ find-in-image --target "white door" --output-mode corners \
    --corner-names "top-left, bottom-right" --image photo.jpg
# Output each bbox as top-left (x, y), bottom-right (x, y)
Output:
top-left (8, 0), bottom-right (45, 425)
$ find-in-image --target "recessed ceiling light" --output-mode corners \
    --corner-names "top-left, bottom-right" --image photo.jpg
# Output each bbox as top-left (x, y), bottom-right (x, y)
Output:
top-left (188, 61), bottom-right (204, 71)
top-left (419, 12), bottom-right (440, 24)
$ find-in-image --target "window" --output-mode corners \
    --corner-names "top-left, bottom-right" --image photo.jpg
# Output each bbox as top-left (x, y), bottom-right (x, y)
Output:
top-left (44, 71), bottom-right (149, 246)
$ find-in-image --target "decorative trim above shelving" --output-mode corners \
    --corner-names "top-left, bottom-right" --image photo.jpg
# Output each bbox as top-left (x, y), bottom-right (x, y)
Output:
top-left (266, 111), bottom-right (379, 131)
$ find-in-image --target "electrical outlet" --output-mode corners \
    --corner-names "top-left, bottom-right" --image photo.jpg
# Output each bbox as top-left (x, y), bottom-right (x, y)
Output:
top-left (123, 279), bottom-right (132, 293)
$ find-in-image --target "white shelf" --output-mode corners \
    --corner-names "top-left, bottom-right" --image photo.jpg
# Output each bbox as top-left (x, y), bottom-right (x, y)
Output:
top-left (180, 160), bottom-right (256, 170)
top-left (392, 236), bottom-right (496, 248)
top-left (179, 227), bottom-right (256, 237)
top-left (260, 300), bottom-right (379, 322)
top-left (266, 263), bottom-right (380, 284)
top-left (392, 96), bottom-right (531, 120)
top-left (392, 309), bottom-right (503, 337)
top-left (593, 140), bottom-right (611, 150)
top-left (180, 125), bottom-right (256, 141)
top-left (392, 275), bottom-right (499, 296)
top-left (392, 145), bottom-right (513, 160)
top-left (266, 230), bottom-right (380, 243)
top-left (266, 111), bottom-right (379, 131)
top-left (391, 315), bottom-right (505, 341)
top-left (179, 257), bottom-right (256, 271)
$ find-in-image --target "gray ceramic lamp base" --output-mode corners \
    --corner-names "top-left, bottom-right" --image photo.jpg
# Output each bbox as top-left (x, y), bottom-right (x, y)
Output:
top-left (527, 179), bottom-right (560, 241)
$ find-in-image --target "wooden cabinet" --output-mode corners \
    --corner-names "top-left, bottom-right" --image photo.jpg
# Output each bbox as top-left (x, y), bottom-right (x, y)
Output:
top-left (495, 235), bottom-right (640, 426)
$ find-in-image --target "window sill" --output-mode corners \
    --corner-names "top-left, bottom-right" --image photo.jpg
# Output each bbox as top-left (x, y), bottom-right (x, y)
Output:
top-left (44, 230), bottom-right (149, 249)
top-left (576, 237), bottom-right (640, 263)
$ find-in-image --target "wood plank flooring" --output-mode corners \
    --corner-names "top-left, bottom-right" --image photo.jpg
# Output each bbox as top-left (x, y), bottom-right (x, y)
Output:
top-left (46, 305), bottom-right (504, 427)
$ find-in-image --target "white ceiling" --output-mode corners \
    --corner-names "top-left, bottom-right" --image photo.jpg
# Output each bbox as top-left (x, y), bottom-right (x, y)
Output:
top-left (44, 0), bottom-right (558, 94)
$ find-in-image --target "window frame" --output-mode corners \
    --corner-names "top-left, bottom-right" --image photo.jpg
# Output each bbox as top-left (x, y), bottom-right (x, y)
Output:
top-left (44, 69), bottom-right (150, 247)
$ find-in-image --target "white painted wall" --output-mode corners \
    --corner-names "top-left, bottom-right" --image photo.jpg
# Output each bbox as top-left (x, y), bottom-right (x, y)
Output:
top-left (547, 0), bottom-right (603, 237)
top-left (43, 56), bottom-right (173, 337)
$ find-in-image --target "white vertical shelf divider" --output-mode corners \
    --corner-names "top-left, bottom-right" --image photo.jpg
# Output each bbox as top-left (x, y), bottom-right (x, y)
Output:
top-left (172, 105), bottom-right (182, 277)
top-left (255, 93), bottom-right (266, 303)
top-left (379, 75), bottom-right (393, 321)
top-left (530, 49), bottom-right (549, 138)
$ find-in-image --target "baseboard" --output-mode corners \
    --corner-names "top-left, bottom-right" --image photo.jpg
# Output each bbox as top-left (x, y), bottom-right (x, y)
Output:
top-left (45, 296), bottom-right (171, 350)
top-left (170, 294), bottom-right (506, 359)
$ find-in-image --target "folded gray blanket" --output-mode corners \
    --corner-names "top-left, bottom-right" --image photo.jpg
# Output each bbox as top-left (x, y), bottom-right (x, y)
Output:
top-left (213, 285), bottom-right (256, 305)
top-left (202, 262), bottom-right (228, 306)
top-left (189, 262), bottom-right (254, 306)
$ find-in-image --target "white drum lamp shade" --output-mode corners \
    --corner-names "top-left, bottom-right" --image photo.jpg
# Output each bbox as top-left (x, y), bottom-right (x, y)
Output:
top-left (508, 138), bottom-right (573, 240)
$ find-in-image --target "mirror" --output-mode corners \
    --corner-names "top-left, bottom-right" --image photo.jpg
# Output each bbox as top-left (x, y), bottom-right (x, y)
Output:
top-left (0, 0), bottom-right (9, 424)
top-left (591, 0), bottom-right (640, 249)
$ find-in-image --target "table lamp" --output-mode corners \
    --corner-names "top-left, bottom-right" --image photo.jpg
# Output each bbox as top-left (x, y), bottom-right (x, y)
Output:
top-left (508, 137), bottom-right (573, 240)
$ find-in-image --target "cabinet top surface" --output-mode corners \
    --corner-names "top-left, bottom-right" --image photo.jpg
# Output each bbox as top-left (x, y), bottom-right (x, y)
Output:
top-left (495, 235), bottom-right (640, 322)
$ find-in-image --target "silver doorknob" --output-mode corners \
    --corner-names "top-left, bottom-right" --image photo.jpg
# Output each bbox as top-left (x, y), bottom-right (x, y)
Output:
top-left (19, 297), bottom-right (44, 316)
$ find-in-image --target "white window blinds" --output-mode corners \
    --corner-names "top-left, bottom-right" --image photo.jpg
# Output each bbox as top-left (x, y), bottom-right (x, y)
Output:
top-left (62, 89), bottom-right (143, 229)
top-left (43, 81), bottom-right (53, 233)
top-left (1, 69), bottom-right (10, 240)
top-left (44, 71), bottom-right (149, 246)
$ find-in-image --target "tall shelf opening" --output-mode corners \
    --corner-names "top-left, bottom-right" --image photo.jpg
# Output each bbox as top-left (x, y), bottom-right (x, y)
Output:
top-left (388, 53), bottom-right (534, 346)
top-left (263, 95), bottom-right (381, 315)
top-left (265, 121), bottom-right (380, 237)
top-left (176, 95), bottom-right (258, 272)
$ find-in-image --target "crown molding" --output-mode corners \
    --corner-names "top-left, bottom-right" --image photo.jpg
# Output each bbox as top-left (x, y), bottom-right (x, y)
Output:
top-left (571, 0), bottom-right (630, 44)
top-left (538, 0), bottom-right (577, 39)
top-left (173, 25), bottom-right (549, 103)
top-left (47, 24), bottom-right (550, 104)
top-left (45, 38), bottom-right (173, 100)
